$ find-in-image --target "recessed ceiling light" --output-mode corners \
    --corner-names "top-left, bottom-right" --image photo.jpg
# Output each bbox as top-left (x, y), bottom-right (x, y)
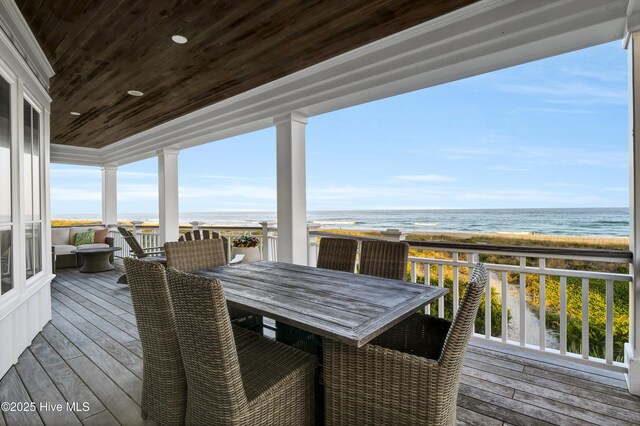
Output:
top-left (70, 111), bottom-right (81, 116)
top-left (171, 35), bottom-right (188, 44)
top-left (127, 90), bottom-right (144, 97)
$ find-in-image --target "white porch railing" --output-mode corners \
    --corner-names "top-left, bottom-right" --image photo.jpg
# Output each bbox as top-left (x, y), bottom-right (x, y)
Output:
top-left (108, 223), bottom-right (278, 262)
top-left (308, 231), bottom-right (633, 371)
top-left (106, 222), bottom-right (632, 371)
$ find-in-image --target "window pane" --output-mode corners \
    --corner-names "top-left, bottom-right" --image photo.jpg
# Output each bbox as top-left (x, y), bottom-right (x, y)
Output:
top-left (0, 78), bottom-right (10, 224)
top-left (23, 101), bottom-right (32, 221)
top-left (32, 109), bottom-right (40, 221)
top-left (25, 223), bottom-right (33, 279)
top-left (0, 227), bottom-right (11, 294)
top-left (33, 222), bottom-right (41, 275)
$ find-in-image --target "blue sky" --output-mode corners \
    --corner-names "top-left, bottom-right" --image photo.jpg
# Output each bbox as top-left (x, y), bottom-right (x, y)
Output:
top-left (51, 41), bottom-right (628, 218)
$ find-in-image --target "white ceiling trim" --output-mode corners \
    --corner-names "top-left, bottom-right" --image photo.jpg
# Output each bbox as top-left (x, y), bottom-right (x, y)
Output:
top-left (0, 0), bottom-right (54, 90)
top-left (50, 0), bottom-right (630, 167)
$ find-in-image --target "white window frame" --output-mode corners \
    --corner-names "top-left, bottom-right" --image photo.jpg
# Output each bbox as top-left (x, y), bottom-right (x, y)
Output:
top-left (23, 92), bottom-right (44, 284)
top-left (0, 58), bottom-right (16, 301)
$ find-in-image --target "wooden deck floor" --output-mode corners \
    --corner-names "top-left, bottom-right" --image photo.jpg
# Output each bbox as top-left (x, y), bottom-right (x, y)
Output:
top-left (1, 267), bottom-right (640, 425)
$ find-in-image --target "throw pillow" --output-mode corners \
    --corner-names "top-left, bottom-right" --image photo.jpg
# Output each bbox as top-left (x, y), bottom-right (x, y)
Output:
top-left (74, 230), bottom-right (95, 246)
top-left (93, 228), bottom-right (108, 243)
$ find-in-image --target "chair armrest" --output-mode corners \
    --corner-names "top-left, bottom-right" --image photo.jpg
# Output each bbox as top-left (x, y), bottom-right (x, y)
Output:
top-left (105, 237), bottom-right (114, 247)
top-left (371, 312), bottom-right (451, 360)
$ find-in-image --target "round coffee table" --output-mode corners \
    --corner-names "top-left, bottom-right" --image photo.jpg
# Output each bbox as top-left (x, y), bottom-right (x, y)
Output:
top-left (71, 247), bottom-right (121, 273)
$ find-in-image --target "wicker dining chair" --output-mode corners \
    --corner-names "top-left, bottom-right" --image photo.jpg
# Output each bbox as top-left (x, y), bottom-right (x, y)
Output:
top-left (324, 263), bottom-right (488, 426)
top-left (316, 237), bottom-right (358, 272)
top-left (276, 237), bottom-right (358, 356)
top-left (359, 240), bottom-right (409, 280)
top-left (123, 258), bottom-right (261, 426)
top-left (178, 230), bottom-right (229, 263)
top-left (165, 267), bottom-right (317, 425)
top-left (164, 239), bottom-right (261, 331)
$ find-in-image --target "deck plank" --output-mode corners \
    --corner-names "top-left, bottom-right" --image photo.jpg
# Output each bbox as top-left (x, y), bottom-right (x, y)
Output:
top-left (66, 357), bottom-right (144, 426)
top-left (28, 334), bottom-right (105, 420)
top-left (0, 368), bottom-right (43, 426)
top-left (40, 323), bottom-right (83, 361)
top-left (14, 350), bottom-right (82, 426)
top-left (50, 311), bottom-right (142, 405)
top-left (2, 268), bottom-right (640, 426)
top-left (81, 409), bottom-right (120, 426)
top-left (52, 291), bottom-right (138, 343)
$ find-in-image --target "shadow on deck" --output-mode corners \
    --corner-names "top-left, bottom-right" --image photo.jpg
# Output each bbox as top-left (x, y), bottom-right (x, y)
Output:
top-left (1, 267), bottom-right (640, 425)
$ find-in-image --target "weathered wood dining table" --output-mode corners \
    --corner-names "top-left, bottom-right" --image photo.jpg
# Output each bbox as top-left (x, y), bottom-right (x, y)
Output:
top-left (193, 261), bottom-right (448, 347)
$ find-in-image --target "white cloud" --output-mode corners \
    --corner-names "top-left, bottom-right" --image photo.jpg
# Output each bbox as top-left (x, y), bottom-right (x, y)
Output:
top-left (180, 184), bottom-right (276, 201)
top-left (50, 187), bottom-right (101, 201)
top-left (393, 175), bottom-right (455, 182)
top-left (119, 171), bottom-right (157, 178)
top-left (439, 145), bottom-right (626, 168)
top-left (51, 168), bottom-right (100, 178)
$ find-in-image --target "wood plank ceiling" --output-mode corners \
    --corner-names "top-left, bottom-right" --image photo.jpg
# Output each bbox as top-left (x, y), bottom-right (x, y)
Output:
top-left (17, 0), bottom-right (477, 149)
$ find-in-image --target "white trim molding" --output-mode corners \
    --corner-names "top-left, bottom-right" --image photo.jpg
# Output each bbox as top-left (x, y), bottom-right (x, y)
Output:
top-left (50, 0), bottom-right (631, 167)
top-left (0, 9), bottom-right (52, 378)
top-left (0, 0), bottom-right (53, 90)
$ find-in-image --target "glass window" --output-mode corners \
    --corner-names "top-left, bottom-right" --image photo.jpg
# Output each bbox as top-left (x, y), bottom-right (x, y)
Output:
top-left (0, 77), bottom-right (12, 294)
top-left (24, 100), bottom-right (41, 278)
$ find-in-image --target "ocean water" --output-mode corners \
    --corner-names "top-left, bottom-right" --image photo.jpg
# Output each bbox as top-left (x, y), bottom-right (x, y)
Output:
top-left (57, 207), bottom-right (631, 237)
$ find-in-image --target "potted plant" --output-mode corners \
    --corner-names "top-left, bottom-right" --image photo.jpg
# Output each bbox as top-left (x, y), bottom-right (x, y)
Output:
top-left (231, 236), bottom-right (261, 263)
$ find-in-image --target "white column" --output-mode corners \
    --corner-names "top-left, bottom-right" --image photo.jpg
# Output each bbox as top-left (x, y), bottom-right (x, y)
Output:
top-left (275, 112), bottom-right (308, 265)
top-left (627, 31), bottom-right (640, 396)
top-left (101, 165), bottom-right (117, 227)
top-left (158, 148), bottom-right (180, 244)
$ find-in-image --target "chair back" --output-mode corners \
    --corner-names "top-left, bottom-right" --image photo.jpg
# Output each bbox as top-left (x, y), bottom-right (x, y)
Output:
top-left (317, 237), bottom-right (358, 272)
top-left (178, 231), bottom-right (229, 263)
top-left (165, 268), bottom-right (248, 422)
top-left (123, 258), bottom-right (186, 424)
top-left (165, 239), bottom-right (226, 272)
top-left (437, 262), bottom-right (487, 409)
top-left (118, 226), bottom-right (146, 257)
top-left (359, 240), bottom-right (409, 280)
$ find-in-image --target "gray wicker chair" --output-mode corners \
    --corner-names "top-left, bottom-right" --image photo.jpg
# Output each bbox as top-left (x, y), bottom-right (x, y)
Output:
top-left (316, 237), bottom-right (358, 272)
top-left (324, 263), bottom-right (488, 426)
top-left (359, 240), bottom-right (409, 280)
top-left (124, 258), bottom-right (260, 425)
top-left (178, 230), bottom-right (229, 263)
top-left (164, 239), bottom-right (261, 331)
top-left (165, 267), bottom-right (317, 425)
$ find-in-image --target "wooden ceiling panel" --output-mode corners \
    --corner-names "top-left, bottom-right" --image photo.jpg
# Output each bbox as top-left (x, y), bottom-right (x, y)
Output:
top-left (17, 0), bottom-right (477, 149)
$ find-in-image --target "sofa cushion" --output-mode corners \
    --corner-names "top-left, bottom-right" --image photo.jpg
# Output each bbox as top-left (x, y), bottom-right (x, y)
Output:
top-left (93, 228), bottom-right (108, 243)
top-left (53, 245), bottom-right (77, 255)
top-left (51, 228), bottom-right (70, 245)
top-left (74, 230), bottom-right (95, 246)
top-left (69, 227), bottom-right (94, 245)
top-left (77, 243), bottom-right (110, 249)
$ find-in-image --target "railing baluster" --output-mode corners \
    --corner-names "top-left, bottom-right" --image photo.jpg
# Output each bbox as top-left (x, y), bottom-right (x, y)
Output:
top-left (582, 278), bottom-right (589, 359)
top-left (560, 276), bottom-right (567, 355)
top-left (424, 262), bottom-right (431, 314)
top-left (519, 256), bottom-right (526, 346)
top-left (539, 258), bottom-right (546, 350)
top-left (437, 264), bottom-right (444, 318)
top-left (606, 280), bottom-right (614, 364)
top-left (411, 261), bottom-right (417, 283)
top-left (485, 267), bottom-right (491, 339)
top-left (453, 252), bottom-right (459, 315)
top-left (501, 271), bottom-right (508, 343)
